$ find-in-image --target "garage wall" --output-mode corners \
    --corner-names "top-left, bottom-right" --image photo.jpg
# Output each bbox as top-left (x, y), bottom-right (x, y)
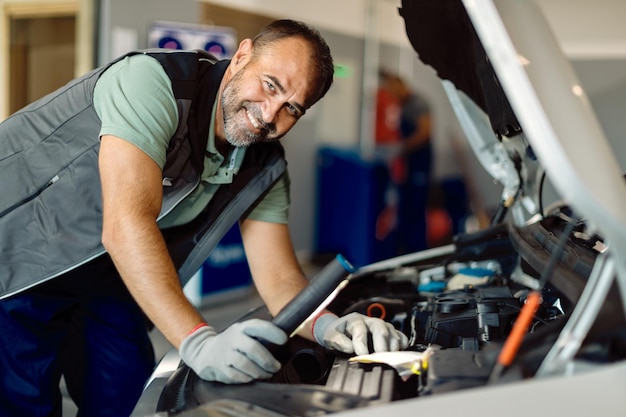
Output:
top-left (97, 0), bottom-right (200, 64)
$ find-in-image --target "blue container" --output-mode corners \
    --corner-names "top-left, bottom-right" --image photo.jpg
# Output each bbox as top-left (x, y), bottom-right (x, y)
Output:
top-left (315, 146), bottom-right (396, 268)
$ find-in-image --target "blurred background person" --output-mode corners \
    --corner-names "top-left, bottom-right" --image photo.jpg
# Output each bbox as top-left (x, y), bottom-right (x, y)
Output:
top-left (373, 70), bottom-right (402, 242)
top-left (389, 74), bottom-right (433, 254)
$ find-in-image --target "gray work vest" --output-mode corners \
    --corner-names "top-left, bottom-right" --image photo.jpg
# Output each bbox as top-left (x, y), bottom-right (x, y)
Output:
top-left (0, 49), bottom-right (287, 299)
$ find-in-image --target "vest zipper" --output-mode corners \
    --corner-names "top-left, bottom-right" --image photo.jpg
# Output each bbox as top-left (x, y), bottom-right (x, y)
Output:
top-left (0, 175), bottom-right (59, 218)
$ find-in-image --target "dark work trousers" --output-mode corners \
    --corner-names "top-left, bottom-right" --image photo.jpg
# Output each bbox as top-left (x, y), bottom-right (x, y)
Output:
top-left (396, 143), bottom-right (432, 254)
top-left (0, 255), bottom-right (155, 417)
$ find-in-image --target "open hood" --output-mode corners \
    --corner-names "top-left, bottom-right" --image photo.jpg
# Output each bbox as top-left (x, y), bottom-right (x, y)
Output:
top-left (400, 0), bottom-right (520, 138)
top-left (400, 0), bottom-right (626, 244)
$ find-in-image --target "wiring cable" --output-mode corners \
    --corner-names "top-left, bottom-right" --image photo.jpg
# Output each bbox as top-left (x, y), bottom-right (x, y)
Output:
top-left (488, 216), bottom-right (577, 383)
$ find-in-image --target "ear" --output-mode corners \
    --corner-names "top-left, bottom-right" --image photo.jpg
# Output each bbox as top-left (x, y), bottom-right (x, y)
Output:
top-left (231, 38), bottom-right (253, 69)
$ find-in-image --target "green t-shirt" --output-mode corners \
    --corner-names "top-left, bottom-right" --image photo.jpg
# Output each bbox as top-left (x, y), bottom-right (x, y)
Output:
top-left (93, 53), bottom-right (290, 227)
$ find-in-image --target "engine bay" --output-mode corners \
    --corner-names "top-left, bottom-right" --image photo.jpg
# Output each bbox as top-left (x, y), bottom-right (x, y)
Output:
top-left (150, 211), bottom-right (624, 416)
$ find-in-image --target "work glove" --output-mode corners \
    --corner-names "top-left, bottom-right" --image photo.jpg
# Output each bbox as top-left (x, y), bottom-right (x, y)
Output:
top-left (312, 312), bottom-right (409, 356)
top-left (179, 319), bottom-right (288, 384)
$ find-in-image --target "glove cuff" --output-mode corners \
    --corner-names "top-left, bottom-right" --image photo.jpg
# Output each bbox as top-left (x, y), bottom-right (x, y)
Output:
top-left (312, 312), bottom-right (338, 345)
top-left (187, 322), bottom-right (210, 336)
top-left (179, 325), bottom-right (217, 361)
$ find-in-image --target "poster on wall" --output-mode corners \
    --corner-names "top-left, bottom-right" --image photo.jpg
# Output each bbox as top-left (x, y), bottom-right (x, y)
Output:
top-left (148, 21), bottom-right (237, 59)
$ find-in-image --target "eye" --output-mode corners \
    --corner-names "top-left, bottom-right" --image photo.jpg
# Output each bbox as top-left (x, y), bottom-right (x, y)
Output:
top-left (284, 103), bottom-right (302, 119)
top-left (285, 103), bottom-right (298, 116)
top-left (264, 80), bottom-right (276, 92)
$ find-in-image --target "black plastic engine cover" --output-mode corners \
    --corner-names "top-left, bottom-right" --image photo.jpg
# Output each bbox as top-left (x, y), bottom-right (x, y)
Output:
top-left (425, 287), bottom-right (519, 348)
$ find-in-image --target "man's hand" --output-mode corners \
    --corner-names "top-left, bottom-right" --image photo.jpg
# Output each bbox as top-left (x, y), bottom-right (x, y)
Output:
top-left (312, 312), bottom-right (408, 356)
top-left (179, 319), bottom-right (288, 384)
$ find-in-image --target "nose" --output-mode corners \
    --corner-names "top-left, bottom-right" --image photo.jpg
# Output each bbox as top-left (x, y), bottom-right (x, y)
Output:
top-left (260, 98), bottom-right (282, 124)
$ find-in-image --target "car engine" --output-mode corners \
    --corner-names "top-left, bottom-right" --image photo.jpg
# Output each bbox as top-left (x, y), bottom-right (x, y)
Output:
top-left (150, 211), bottom-right (624, 416)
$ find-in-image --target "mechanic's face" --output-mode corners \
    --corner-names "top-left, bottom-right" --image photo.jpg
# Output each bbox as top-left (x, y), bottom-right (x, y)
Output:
top-left (220, 37), bottom-right (316, 147)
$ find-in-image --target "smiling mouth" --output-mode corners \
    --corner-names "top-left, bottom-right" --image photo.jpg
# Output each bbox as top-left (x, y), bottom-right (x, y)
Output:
top-left (246, 109), bottom-right (262, 130)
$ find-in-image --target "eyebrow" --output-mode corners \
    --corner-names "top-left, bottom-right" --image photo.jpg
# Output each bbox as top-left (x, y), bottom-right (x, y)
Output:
top-left (266, 74), bottom-right (306, 115)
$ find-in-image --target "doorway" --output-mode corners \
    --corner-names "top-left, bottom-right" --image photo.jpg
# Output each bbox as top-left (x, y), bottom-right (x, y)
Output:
top-left (9, 13), bottom-right (76, 113)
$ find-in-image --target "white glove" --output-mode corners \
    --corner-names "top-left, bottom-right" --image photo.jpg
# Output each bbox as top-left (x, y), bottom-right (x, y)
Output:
top-left (312, 312), bottom-right (409, 356)
top-left (179, 319), bottom-right (287, 384)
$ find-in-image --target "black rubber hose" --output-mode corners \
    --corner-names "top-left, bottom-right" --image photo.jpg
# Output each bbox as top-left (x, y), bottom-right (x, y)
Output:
top-left (271, 254), bottom-right (355, 335)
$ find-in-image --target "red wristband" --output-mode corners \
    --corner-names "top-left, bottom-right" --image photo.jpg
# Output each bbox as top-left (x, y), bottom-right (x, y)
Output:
top-left (187, 322), bottom-right (209, 336)
top-left (311, 312), bottom-right (336, 339)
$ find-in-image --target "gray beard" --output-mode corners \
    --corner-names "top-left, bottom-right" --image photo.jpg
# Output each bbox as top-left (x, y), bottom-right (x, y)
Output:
top-left (221, 74), bottom-right (278, 147)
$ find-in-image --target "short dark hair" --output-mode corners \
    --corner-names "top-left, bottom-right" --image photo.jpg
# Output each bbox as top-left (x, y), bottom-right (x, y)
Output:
top-left (252, 19), bottom-right (334, 105)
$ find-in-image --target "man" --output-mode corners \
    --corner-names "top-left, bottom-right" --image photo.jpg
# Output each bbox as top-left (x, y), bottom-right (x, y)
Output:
top-left (0, 19), bottom-right (407, 416)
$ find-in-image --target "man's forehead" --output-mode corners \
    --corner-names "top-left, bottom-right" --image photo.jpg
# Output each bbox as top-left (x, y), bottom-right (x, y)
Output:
top-left (253, 38), bottom-right (318, 104)
top-left (255, 37), bottom-right (311, 66)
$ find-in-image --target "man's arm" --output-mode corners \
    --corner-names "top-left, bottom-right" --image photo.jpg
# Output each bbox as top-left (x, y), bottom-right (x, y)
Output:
top-left (239, 219), bottom-right (309, 315)
top-left (99, 134), bottom-right (204, 349)
top-left (100, 138), bottom-right (288, 384)
top-left (239, 219), bottom-right (318, 338)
